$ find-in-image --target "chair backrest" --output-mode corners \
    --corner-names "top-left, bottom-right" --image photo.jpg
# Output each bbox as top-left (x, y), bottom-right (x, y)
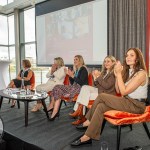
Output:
top-left (146, 77), bottom-right (150, 105)
top-left (30, 71), bottom-right (35, 90)
top-left (88, 73), bottom-right (93, 86)
top-left (63, 74), bottom-right (70, 85)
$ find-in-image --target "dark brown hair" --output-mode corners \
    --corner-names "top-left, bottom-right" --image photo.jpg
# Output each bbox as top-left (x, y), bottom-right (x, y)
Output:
top-left (122, 48), bottom-right (147, 82)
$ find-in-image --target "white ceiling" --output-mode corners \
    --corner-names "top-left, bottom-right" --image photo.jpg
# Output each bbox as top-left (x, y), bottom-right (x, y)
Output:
top-left (0, 0), bottom-right (47, 14)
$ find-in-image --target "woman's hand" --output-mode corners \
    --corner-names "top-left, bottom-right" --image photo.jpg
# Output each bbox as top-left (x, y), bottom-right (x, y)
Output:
top-left (92, 70), bottom-right (101, 80)
top-left (114, 61), bottom-right (123, 76)
top-left (64, 67), bottom-right (68, 74)
top-left (67, 69), bottom-right (74, 78)
top-left (51, 64), bottom-right (57, 73)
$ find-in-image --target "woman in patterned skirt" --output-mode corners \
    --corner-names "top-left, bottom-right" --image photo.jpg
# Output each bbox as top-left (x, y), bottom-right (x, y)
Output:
top-left (49, 55), bottom-right (88, 121)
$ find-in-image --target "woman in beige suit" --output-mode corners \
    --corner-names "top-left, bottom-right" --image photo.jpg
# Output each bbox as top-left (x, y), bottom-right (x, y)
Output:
top-left (71, 48), bottom-right (147, 147)
top-left (31, 57), bottom-right (66, 112)
top-left (70, 56), bottom-right (116, 125)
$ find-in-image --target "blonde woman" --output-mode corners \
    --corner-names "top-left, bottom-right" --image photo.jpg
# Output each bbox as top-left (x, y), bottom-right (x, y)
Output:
top-left (70, 56), bottom-right (116, 125)
top-left (48, 55), bottom-right (88, 121)
top-left (31, 57), bottom-right (66, 112)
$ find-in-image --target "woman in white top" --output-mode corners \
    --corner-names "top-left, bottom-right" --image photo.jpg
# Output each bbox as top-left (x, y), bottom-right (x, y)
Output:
top-left (31, 57), bottom-right (66, 112)
top-left (71, 48), bottom-right (148, 147)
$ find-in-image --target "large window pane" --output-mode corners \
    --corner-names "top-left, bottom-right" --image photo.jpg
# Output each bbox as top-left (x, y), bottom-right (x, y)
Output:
top-left (8, 0), bottom-right (14, 4)
top-left (0, 15), bottom-right (8, 45)
top-left (9, 46), bottom-right (16, 80)
top-left (25, 44), bottom-right (49, 86)
top-left (8, 15), bottom-right (15, 45)
top-left (24, 8), bottom-right (35, 42)
top-left (0, 46), bottom-right (9, 60)
top-left (0, 0), bottom-right (7, 6)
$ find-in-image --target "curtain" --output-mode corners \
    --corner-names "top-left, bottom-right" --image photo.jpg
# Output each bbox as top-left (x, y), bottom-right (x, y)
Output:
top-left (108, 0), bottom-right (147, 62)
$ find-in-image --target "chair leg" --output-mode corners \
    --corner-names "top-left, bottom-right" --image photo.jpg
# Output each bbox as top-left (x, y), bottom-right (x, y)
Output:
top-left (63, 100), bottom-right (67, 106)
top-left (17, 101), bottom-right (20, 109)
top-left (8, 99), bottom-right (11, 104)
top-left (129, 124), bottom-right (132, 131)
top-left (100, 119), bottom-right (106, 135)
top-left (117, 126), bottom-right (121, 150)
top-left (143, 122), bottom-right (150, 139)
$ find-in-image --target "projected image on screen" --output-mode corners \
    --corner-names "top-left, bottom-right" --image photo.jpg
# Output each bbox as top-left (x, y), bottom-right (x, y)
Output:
top-left (36, 0), bottom-right (107, 65)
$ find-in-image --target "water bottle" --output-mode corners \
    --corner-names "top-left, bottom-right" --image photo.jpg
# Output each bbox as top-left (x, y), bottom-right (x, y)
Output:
top-left (21, 78), bottom-right (25, 89)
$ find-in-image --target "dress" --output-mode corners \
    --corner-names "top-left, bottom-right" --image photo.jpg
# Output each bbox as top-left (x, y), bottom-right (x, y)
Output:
top-left (13, 69), bottom-right (31, 88)
top-left (51, 66), bottom-right (88, 101)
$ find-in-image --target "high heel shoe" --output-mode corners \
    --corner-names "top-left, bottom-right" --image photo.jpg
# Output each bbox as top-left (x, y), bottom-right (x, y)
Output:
top-left (10, 100), bottom-right (16, 108)
top-left (69, 104), bottom-right (83, 118)
top-left (49, 112), bottom-right (59, 121)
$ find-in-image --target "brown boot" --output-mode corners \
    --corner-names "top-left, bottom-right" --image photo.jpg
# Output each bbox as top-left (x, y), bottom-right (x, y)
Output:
top-left (69, 104), bottom-right (83, 118)
top-left (72, 116), bottom-right (86, 125)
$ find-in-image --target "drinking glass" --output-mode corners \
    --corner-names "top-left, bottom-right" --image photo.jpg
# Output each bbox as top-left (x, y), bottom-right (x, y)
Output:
top-left (100, 141), bottom-right (108, 150)
top-left (26, 85), bottom-right (31, 95)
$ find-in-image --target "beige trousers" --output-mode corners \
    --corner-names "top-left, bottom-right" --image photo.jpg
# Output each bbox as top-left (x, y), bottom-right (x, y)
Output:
top-left (85, 93), bottom-right (146, 140)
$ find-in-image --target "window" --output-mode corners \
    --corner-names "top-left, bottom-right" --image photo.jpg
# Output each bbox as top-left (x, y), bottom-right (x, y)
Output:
top-left (8, 0), bottom-right (14, 4)
top-left (25, 44), bottom-right (49, 86)
top-left (9, 46), bottom-right (16, 79)
top-left (0, 0), bottom-right (14, 5)
top-left (0, 0), bottom-right (7, 6)
top-left (8, 15), bottom-right (15, 45)
top-left (0, 46), bottom-right (9, 60)
top-left (24, 8), bottom-right (49, 86)
top-left (0, 15), bottom-right (8, 45)
top-left (24, 8), bottom-right (35, 42)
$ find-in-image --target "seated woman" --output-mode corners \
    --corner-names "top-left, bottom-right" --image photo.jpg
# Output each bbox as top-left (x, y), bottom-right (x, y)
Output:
top-left (71, 48), bottom-right (148, 147)
top-left (31, 57), bottom-right (66, 112)
top-left (8, 59), bottom-right (33, 108)
top-left (48, 55), bottom-right (88, 121)
top-left (70, 56), bottom-right (116, 125)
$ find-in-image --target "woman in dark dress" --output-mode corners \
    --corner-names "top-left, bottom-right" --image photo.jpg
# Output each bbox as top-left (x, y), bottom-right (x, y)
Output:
top-left (8, 59), bottom-right (33, 107)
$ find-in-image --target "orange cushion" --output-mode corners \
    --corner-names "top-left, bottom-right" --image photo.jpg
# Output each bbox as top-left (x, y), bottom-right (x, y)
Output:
top-left (104, 110), bottom-right (141, 119)
top-left (104, 106), bottom-right (150, 125)
top-left (30, 71), bottom-right (35, 90)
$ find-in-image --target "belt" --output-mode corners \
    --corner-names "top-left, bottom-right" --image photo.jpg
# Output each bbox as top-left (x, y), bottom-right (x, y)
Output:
top-left (135, 98), bottom-right (146, 103)
top-left (124, 96), bottom-right (146, 103)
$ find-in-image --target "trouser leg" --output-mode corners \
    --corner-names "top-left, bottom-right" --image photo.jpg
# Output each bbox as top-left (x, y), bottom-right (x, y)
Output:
top-left (85, 103), bottom-right (110, 140)
top-left (85, 93), bottom-right (146, 140)
top-left (74, 86), bottom-right (98, 112)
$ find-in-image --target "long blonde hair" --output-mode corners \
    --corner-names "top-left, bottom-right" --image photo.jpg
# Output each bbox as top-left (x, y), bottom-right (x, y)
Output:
top-left (101, 55), bottom-right (116, 77)
top-left (74, 55), bottom-right (86, 71)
